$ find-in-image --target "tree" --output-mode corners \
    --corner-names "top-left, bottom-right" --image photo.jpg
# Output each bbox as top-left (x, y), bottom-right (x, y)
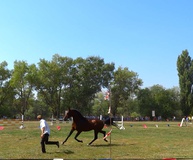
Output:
top-left (137, 87), bottom-right (155, 118)
top-left (111, 67), bottom-right (142, 116)
top-left (177, 50), bottom-right (193, 116)
top-left (35, 55), bottom-right (115, 117)
top-left (63, 56), bottom-right (115, 114)
top-left (137, 85), bottom-right (181, 120)
top-left (151, 85), bottom-right (179, 119)
top-left (0, 61), bottom-right (14, 117)
top-left (167, 87), bottom-right (181, 117)
top-left (10, 61), bottom-right (37, 117)
top-left (36, 55), bottom-right (73, 118)
top-left (92, 92), bottom-right (109, 117)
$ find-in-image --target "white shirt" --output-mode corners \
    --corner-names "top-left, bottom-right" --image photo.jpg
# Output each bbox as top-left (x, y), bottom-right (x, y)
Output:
top-left (40, 119), bottom-right (50, 135)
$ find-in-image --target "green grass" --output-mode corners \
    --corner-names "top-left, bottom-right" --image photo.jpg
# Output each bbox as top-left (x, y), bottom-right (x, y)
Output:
top-left (0, 120), bottom-right (193, 159)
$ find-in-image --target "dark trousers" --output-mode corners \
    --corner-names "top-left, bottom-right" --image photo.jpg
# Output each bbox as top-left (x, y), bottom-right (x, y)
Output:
top-left (41, 133), bottom-right (58, 153)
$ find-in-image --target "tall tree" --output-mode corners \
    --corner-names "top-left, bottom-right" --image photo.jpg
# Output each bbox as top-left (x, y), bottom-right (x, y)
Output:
top-left (64, 56), bottom-right (115, 114)
top-left (111, 67), bottom-right (142, 116)
top-left (10, 61), bottom-right (37, 117)
top-left (177, 50), bottom-right (193, 116)
top-left (0, 61), bottom-right (14, 117)
top-left (36, 55), bottom-right (73, 118)
top-left (137, 87), bottom-right (155, 118)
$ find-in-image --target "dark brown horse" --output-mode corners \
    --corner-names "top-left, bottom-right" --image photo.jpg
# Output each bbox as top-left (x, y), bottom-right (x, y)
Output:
top-left (62, 108), bottom-right (108, 145)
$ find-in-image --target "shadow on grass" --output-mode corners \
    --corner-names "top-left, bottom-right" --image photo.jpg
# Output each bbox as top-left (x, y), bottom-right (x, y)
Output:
top-left (90, 142), bottom-right (138, 147)
top-left (62, 149), bottom-right (74, 154)
top-left (90, 143), bottom-right (122, 147)
top-left (46, 150), bottom-right (74, 155)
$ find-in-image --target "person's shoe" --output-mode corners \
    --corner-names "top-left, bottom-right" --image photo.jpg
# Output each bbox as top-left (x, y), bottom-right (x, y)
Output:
top-left (56, 141), bottom-right (59, 148)
top-left (42, 151), bottom-right (46, 153)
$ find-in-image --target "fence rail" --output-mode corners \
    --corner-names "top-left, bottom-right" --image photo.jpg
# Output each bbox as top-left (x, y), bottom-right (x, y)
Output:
top-left (0, 119), bottom-right (21, 126)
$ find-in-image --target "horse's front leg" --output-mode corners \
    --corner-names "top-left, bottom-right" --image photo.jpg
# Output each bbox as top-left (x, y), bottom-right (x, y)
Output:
top-left (74, 131), bottom-right (83, 143)
top-left (62, 129), bottom-right (74, 145)
top-left (88, 130), bottom-right (98, 145)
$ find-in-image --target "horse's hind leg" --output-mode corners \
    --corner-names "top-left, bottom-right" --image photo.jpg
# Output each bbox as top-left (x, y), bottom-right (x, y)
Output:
top-left (100, 130), bottom-right (108, 142)
top-left (88, 130), bottom-right (98, 145)
top-left (74, 131), bottom-right (83, 143)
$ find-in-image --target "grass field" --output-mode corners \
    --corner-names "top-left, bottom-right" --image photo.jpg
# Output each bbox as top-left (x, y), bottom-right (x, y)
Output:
top-left (1, 120), bottom-right (193, 159)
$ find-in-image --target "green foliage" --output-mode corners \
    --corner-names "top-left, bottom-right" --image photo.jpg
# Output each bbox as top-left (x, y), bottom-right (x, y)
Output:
top-left (0, 52), bottom-right (186, 120)
top-left (177, 50), bottom-right (193, 115)
top-left (0, 61), bottom-right (14, 117)
top-left (35, 56), bottom-right (73, 118)
top-left (34, 55), bottom-right (115, 117)
top-left (111, 67), bottom-right (142, 116)
top-left (137, 85), bottom-right (180, 119)
top-left (10, 61), bottom-right (36, 115)
top-left (130, 111), bottom-right (140, 118)
top-left (137, 87), bottom-right (154, 117)
top-left (92, 92), bottom-right (109, 116)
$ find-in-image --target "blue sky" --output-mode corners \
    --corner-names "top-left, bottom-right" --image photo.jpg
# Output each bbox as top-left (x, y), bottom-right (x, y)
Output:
top-left (1, 0), bottom-right (193, 89)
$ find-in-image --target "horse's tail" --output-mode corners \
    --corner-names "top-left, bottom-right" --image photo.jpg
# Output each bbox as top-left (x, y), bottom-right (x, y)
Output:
top-left (104, 117), bottom-right (119, 129)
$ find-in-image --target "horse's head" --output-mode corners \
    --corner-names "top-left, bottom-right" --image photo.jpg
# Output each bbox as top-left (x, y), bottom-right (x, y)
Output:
top-left (63, 108), bottom-right (73, 121)
top-left (63, 108), bottom-right (84, 121)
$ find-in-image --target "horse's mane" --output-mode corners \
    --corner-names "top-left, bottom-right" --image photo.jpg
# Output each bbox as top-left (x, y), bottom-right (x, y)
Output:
top-left (71, 109), bottom-right (87, 120)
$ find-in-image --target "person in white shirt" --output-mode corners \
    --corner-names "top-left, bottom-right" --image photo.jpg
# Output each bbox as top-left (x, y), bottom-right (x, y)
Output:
top-left (37, 115), bottom-right (59, 153)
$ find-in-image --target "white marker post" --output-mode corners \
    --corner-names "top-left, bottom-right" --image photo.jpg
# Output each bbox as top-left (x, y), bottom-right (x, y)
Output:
top-left (180, 118), bottom-right (185, 127)
top-left (20, 114), bottom-right (24, 129)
